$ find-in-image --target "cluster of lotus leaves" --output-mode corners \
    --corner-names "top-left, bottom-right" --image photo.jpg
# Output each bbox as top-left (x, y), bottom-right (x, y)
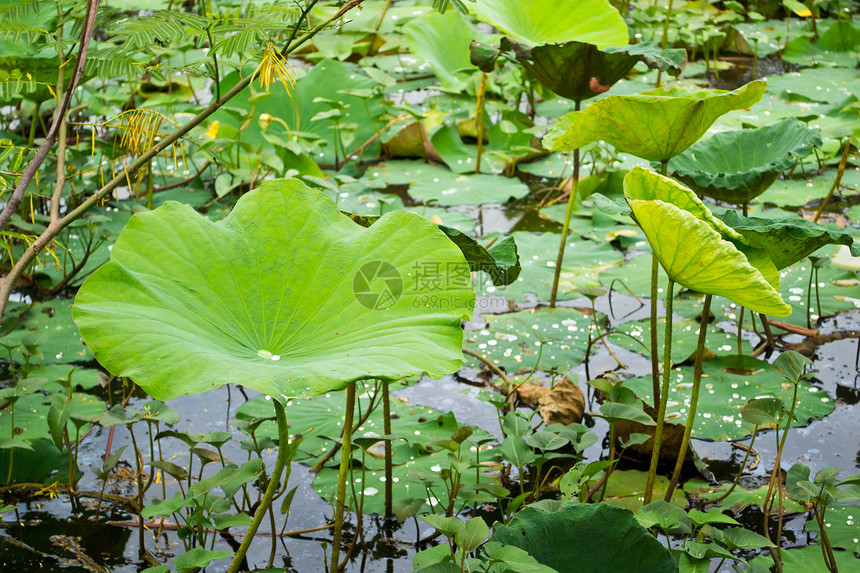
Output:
top-left (72, 179), bottom-right (476, 402)
top-left (623, 166), bottom-right (791, 316)
top-left (668, 118), bottom-right (822, 204)
top-left (544, 80), bottom-right (767, 162)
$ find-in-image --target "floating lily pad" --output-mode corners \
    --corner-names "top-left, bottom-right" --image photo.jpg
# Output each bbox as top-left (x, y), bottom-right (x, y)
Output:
top-left (624, 167), bottom-right (792, 316)
top-left (624, 355), bottom-right (834, 441)
top-left (545, 81), bottom-right (767, 162)
top-left (463, 307), bottom-right (599, 373)
top-left (73, 179), bottom-right (474, 401)
top-left (0, 299), bottom-right (93, 365)
top-left (334, 190), bottom-right (476, 232)
top-left (717, 210), bottom-right (858, 270)
top-left (684, 479), bottom-right (805, 515)
top-left (597, 469), bottom-right (687, 510)
top-left (668, 119), bottom-right (821, 204)
top-left (774, 262), bottom-right (860, 328)
top-left (362, 160), bottom-right (531, 206)
top-left (612, 318), bottom-right (753, 362)
top-left (751, 545), bottom-right (860, 572)
top-left (490, 501), bottom-right (676, 572)
top-left (805, 505), bottom-right (860, 553)
top-left (471, 0), bottom-right (628, 48)
top-left (480, 231), bottom-right (623, 301)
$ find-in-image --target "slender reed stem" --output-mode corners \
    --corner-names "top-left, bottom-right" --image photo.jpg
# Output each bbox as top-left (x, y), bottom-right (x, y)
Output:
top-left (813, 137), bottom-right (851, 223)
top-left (383, 380), bottom-right (393, 519)
top-left (665, 294), bottom-right (712, 500)
top-left (330, 382), bottom-right (356, 572)
top-left (474, 72), bottom-right (488, 174)
top-left (643, 278), bottom-right (675, 504)
top-left (227, 399), bottom-right (289, 573)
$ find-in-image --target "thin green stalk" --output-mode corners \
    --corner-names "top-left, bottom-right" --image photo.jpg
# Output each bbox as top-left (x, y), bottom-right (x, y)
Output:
top-left (643, 278), bottom-right (674, 505)
top-left (655, 0), bottom-right (674, 88)
top-left (474, 72), bottom-right (488, 174)
top-left (227, 399), bottom-right (289, 573)
top-left (665, 294), bottom-right (712, 501)
top-left (706, 428), bottom-right (758, 505)
top-left (649, 254), bottom-right (661, 406)
top-left (330, 382), bottom-right (356, 573)
top-left (550, 100), bottom-right (581, 307)
top-left (383, 380), bottom-right (393, 519)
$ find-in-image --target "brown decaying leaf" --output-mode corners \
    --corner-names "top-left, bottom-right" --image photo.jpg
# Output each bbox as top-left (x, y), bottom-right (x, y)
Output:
top-left (516, 378), bottom-right (584, 426)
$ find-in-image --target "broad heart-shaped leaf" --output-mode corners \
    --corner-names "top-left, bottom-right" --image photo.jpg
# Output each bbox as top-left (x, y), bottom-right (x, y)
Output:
top-left (504, 39), bottom-right (686, 103)
top-left (470, 0), bottom-right (628, 48)
top-left (715, 210), bottom-right (859, 270)
top-left (668, 119), bottom-right (822, 204)
top-left (73, 179), bottom-right (475, 401)
top-left (624, 167), bottom-right (792, 316)
top-left (490, 501), bottom-right (676, 572)
top-left (545, 80), bottom-right (767, 161)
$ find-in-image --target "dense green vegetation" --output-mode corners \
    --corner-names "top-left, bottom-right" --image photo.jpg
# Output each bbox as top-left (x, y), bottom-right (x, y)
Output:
top-left (0, 0), bottom-right (858, 571)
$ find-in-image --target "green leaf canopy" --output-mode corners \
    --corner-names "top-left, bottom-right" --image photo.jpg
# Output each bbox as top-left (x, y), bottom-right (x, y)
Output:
top-left (623, 166), bottom-right (792, 316)
top-left (73, 179), bottom-right (475, 401)
top-left (504, 39), bottom-right (686, 103)
top-left (668, 119), bottom-right (822, 204)
top-left (470, 0), bottom-right (628, 48)
top-left (545, 80), bottom-right (767, 161)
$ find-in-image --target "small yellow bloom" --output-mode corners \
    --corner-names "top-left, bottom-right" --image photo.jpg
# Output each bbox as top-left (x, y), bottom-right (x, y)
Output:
top-left (254, 42), bottom-right (296, 95)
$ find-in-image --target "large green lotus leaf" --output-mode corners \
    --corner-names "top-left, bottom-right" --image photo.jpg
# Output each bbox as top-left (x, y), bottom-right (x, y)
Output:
top-left (463, 307), bottom-right (599, 373)
top-left (490, 502), bottom-right (676, 572)
top-left (684, 479), bottom-right (805, 515)
top-left (668, 119), bottom-right (822, 203)
top-left (773, 263), bottom-right (859, 329)
top-left (765, 168), bottom-right (860, 207)
top-left (403, 10), bottom-right (478, 92)
top-left (716, 210), bottom-right (859, 270)
top-left (624, 355), bottom-right (834, 441)
top-left (624, 167), bottom-right (791, 316)
top-left (504, 39), bottom-right (685, 102)
top-left (72, 179), bottom-right (475, 401)
top-left (544, 80), bottom-right (767, 161)
top-left (752, 546), bottom-right (860, 572)
top-left (236, 393), bottom-right (498, 515)
top-left (470, 0), bottom-right (628, 48)
top-left (479, 232), bottom-right (624, 301)
top-left (0, 299), bottom-right (93, 365)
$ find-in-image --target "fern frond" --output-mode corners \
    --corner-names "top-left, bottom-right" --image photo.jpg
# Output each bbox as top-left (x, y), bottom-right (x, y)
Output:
top-left (85, 46), bottom-right (147, 81)
top-left (212, 22), bottom-right (282, 58)
top-left (112, 11), bottom-right (211, 51)
top-left (0, 0), bottom-right (41, 19)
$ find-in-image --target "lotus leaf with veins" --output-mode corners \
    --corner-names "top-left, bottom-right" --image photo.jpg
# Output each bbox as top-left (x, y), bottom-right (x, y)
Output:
top-left (623, 166), bottom-right (791, 316)
top-left (72, 178), bottom-right (475, 401)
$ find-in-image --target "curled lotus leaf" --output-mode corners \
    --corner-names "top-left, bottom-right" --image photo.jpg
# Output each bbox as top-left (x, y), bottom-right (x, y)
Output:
top-left (624, 166), bottom-right (791, 316)
top-left (503, 38), bottom-right (686, 103)
top-left (544, 80), bottom-right (767, 162)
top-left (72, 179), bottom-right (475, 401)
top-left (470, 0), bottom-right (628, 48)
top-left (716, 210), bottom-right (859, 270)
top-left (668, 118), bottom-right (822, 204)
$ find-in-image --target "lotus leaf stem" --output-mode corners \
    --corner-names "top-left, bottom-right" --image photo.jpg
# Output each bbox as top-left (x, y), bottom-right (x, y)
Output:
top-left (643, 278), bottom-right (674, 505)
top-left (330, 382), bottom-right (356, 572)
top-left (665, 294), bottom-right (712, 501)
top-left (227, 399), bottom-right (289, 573)
top-left (550, 100), bottom-right (581, 307)
top-left (813, 137), bottom-right (851, 223)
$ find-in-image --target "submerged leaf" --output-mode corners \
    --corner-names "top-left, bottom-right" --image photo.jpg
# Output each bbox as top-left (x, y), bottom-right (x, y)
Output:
top-left (624, 167), bottom-right (791, 316)
top-left (73, 179), bottom-right (475, 401)
top-left (545, 80), bottom-right (767, 161)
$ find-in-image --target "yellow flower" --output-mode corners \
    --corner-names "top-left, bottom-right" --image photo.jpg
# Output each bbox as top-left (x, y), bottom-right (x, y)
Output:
top-left (254, 42), bottom-right (296, 94)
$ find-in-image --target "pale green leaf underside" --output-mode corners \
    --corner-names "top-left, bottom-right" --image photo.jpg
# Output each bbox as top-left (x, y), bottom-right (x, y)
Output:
top-left (470, 0), bottom-right (628, 48)
top-left (545, 80), bottom-right (767, 161)
top-left (628, 198), bottom-right (790, 316)
top-left (404, 10), bottom-right (477, 92)
top-left (73, 179), bottom-right (475, 401)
